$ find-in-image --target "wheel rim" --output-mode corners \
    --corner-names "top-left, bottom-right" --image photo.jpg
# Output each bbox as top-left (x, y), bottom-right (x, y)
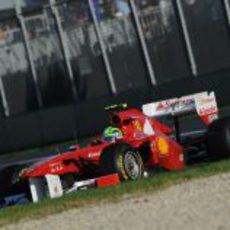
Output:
top-left (124, 151), bottom-right (141, 180)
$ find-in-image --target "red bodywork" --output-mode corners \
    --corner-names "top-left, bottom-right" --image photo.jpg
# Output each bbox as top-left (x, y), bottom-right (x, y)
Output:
top-left (21, 109), bottom-right (184, 180)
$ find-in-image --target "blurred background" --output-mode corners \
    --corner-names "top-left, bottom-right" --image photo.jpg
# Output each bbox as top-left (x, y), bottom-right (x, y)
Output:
top-left (0, 0), bottom-right (230, 153)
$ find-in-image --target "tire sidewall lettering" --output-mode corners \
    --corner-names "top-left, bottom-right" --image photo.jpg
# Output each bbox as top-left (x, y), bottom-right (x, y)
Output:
top-left (118, 153), bottom-right (129, 180)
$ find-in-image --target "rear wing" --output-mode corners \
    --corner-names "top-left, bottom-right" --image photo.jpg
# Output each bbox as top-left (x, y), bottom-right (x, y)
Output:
top-left (142, 91), bottom-right (219, 126)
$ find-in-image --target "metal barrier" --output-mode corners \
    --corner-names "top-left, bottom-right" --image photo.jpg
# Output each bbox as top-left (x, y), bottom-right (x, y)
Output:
top-left (0, 0), bottom-right (229, 152)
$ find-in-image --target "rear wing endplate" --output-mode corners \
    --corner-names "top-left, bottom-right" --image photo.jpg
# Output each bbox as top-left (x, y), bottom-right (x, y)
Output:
top-left (142, 91), bottom-right (219, 126)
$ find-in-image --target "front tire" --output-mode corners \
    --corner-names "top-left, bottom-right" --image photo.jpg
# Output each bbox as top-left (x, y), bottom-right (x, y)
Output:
top-left (99, 143), bottom-right (144, 181)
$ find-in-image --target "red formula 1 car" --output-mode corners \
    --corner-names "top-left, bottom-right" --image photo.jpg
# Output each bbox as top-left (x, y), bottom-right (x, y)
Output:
top-left (4, 92), bottom-right (230, 203)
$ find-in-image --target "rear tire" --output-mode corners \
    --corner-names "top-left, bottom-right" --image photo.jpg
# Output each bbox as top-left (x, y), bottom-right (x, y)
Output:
top-left (99, 143), bottom-right (144, 181)
top-left (207, 117), bottom-right (230, 159)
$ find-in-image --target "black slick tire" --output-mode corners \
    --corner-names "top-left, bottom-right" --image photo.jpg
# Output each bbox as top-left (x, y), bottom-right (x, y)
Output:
top-left (207, 117), bottom-right (230, 159)
top-left (99, 143), bottom-right (144, 181)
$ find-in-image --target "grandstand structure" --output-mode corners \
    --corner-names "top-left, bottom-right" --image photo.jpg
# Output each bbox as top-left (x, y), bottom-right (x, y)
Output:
top-left (0, 0), bottom-right (230, 153)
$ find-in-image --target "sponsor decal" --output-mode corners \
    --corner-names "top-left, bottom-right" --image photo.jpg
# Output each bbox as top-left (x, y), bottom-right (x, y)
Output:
top-left (195, 92), bottom-right (218, 116)
top-left (143, 91), bottom-right (218, 122)
top-left (50, 162), bottom-right (64, 173)
top-left (155, 97), bottom-right (195, 115)
top-left (156, 102), bottom-right (165, 110)
top-left (157, 137), bottom-right (169, 156)
top-left (45, 174), bottom-right (63, 198)
top-left (197, 97), bottom-right (214, 104)
top-left (88, 152), bottom-right (100, 158)
top-left (198, 107), bottom-right (217, 115)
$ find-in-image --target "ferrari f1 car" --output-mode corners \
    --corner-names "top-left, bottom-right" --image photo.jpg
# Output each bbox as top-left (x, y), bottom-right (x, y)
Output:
top-left (2, 91), bottom-right (230, 203)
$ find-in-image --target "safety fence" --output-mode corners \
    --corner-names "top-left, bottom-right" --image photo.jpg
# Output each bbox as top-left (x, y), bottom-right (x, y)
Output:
top-left (0, 0), bottom-right (230, 152)
top-left (0, 0), bottom-right (230, 117)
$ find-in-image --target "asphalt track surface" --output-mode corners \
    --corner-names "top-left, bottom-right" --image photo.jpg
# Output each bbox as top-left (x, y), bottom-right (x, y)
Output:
top-left (2, 173), bottom-right (230, 230)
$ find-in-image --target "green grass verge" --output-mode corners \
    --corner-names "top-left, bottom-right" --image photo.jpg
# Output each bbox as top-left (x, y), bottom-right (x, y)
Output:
top-left (1, 159), bottom-right (230, 227)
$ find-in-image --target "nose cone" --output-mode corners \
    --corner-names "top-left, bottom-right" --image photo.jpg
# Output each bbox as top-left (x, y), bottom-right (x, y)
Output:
top-left (20, 163), bottom-right (43, 178)
top-left (20, 153), bottom-right (81, 178)
top-left (20, 157), bottom-right (56, 178)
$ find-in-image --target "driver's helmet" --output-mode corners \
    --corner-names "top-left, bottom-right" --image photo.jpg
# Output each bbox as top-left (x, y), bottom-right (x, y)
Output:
top-left (102, 126), bottom-right (123, 142)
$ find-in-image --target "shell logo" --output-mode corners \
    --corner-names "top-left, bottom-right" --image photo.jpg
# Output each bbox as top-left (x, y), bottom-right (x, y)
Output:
top-left (157, 137), bottom-right (169, 156)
